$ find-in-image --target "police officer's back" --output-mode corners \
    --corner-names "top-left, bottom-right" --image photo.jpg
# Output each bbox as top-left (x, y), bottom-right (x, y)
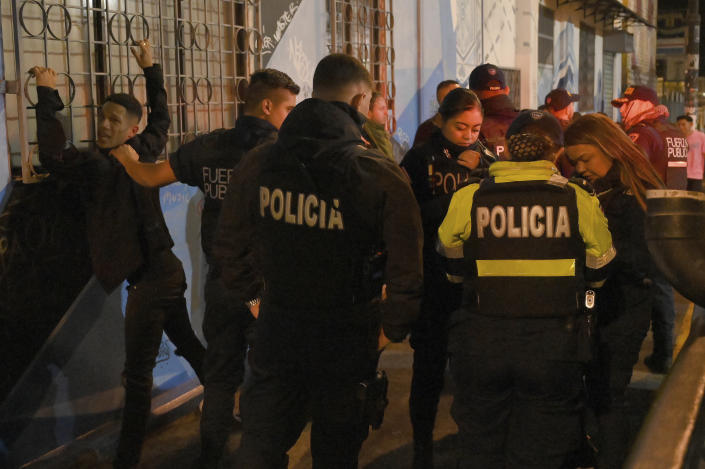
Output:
top-left (437, 111), bottom-right (615, 469)
top-left (214, 54), bottom-right (423, 469)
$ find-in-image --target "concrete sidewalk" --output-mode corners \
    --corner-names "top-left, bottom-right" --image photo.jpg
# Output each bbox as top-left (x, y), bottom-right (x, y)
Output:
top-left (26, 294), bottom-right (692, 469)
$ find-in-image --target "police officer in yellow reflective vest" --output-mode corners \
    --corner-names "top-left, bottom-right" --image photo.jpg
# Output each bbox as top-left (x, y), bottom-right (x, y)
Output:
top-left (437, 110), bottom-right (615, 469)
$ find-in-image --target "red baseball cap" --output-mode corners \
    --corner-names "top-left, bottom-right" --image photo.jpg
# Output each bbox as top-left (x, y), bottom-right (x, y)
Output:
top-left (611, 85), bottom-right (659, 107)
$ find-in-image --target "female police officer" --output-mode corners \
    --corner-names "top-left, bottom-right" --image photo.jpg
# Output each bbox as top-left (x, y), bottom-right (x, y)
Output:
top-left (437, 110), bottom-right (615, 468)
top-left (400, 88), bottom-right (494, 468)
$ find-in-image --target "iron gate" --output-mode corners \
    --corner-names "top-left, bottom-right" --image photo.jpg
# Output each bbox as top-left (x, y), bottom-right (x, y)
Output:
top-left (1, 0), bottom-right (262, 183)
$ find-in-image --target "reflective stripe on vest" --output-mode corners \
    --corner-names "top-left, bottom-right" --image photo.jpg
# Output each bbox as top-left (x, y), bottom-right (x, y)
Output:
top-left (476, 258), bottom-right (576, 277)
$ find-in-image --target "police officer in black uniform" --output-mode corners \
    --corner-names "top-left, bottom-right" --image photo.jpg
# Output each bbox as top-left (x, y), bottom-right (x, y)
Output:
top-left (214, 54), bottom-right (423, 468)
top-left (400, 88), bottom-right (494, 468)
top-left (437, 111), bottom-right (615, 468)
top-left (110, 69), bottom-right (299, 468)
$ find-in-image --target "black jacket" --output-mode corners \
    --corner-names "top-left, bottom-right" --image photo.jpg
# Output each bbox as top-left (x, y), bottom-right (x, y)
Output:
top-left (401, 130), bottom-right (491, 284)
top-left (36, 64), bottom-right (171, 292)
top-left (168, 115), bottom-right (277, 264)
top-left (214, 99), bottom-right (423, 341)
top-left (593, 165), bottom-right (652, 322)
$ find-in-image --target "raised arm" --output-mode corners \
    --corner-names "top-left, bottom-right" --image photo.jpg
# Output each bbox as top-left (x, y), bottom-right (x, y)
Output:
top-left (130, 40), bottom-right (170, 161)
top-left (33, 67), bottom-right (104, 183)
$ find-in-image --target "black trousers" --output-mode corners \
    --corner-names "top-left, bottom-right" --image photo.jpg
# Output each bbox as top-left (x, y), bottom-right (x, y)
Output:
top-left (587, 283), bottom-right (651, 469)
top-left (409, 279), bottom-right (461, 451)
top-left (448, 312), bottom-right (583, 469)
top-left (114, 251), bottom-right (205, 469)
top-left (237, 304), bottom-right (380, 469)
top-left (195, 274), bottom-right (254, 468)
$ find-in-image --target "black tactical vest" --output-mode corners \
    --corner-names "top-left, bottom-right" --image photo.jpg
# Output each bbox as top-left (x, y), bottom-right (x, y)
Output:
top-left (463, 178), bottom-right (586, 318)
top-left (255, 143), bottom-right (385, 309)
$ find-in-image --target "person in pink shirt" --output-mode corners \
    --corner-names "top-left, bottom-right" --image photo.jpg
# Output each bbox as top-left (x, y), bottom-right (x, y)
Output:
top-left (677, 114), bottom-right (705, 192)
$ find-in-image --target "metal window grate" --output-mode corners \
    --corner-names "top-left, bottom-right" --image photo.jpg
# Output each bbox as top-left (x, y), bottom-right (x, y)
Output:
top-left (2, 0), bottom-right (262, 183)
top-left (328, 0), bottom-right (395, 132)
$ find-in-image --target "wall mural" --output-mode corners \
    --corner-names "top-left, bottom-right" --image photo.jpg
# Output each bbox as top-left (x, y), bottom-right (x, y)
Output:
top-left (453, 0), bottom-right (483, 84)
top-left (483, 0), bottom-right (515, 66)
top-left (553, 22), bottom-right (577, 93)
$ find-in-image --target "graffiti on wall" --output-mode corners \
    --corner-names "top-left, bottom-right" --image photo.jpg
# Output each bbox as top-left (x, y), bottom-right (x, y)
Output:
top-left (262, 1), bottom-right (303, 63)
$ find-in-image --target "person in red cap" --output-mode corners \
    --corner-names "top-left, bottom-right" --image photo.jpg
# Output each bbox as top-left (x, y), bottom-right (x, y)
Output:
top-left (545, 89), bottom-right (580, 128)
top-left (612, 85), bottom-right (685, 374)
top-left (545, 89), bottom-right (580, 177)
top-left (612, 85), bottom-right (689, 190)
top-left (469, 64), bottom-right (518, 160)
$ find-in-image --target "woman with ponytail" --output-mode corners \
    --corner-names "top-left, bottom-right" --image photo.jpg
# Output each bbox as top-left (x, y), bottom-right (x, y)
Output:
top-left (565, 113), bottom-right (664, 469)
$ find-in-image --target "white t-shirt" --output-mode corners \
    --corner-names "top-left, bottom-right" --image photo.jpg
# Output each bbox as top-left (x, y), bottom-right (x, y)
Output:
top-left (686, 130), bottom-right (705, 180)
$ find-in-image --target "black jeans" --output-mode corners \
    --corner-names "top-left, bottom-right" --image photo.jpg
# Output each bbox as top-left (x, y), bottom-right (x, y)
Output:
top-left (194, 274), bottom-right (254, 468)
top-left (649, 266), bottom-right (675, 362)
top-left (114, 251), bottom-right (205, 469)
top-left (409, 279), bottom-right (461, 452)
top-left (449, 313), bottom-right (583, 469)
top-left (237, 303), bottom-right (380, 469)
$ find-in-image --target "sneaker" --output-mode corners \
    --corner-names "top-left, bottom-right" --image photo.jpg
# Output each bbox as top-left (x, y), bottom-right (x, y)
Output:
top-left (645, 354), bottom-right (672, 374)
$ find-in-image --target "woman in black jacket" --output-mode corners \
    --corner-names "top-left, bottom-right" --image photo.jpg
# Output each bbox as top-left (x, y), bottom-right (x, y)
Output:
top-left (565, 113), bottom-right (664, 469)
top-left (401, 88), bottom-right (494, 468)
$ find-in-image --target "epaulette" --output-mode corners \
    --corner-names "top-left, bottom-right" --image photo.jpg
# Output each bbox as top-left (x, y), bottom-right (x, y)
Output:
top-left (568, 176), bottom-right (596, 196)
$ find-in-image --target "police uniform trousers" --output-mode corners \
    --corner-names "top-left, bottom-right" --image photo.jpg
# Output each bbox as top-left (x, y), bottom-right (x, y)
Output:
top-left (114, 250), bottom-right (206, 469)
top-left (194, 273), bottom-right (254, 468)
top-left (448, 311), bottom-right (583, 469)
top-left (587, 281), bottom-right (651, 469)
top-left (237, 302), bottom-right (380, 469)
top-left (409, 277), bottom-right (462, 455)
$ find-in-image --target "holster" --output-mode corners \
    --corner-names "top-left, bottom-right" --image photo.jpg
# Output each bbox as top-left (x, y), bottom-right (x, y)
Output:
top-left (576, 290), bottom-right (597, 363)
top-left (356, 370), bottom-right (389, 430)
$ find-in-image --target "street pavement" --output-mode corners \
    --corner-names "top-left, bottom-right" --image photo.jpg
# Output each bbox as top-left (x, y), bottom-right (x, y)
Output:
top-left (27, 294), bottom-right (693, 469)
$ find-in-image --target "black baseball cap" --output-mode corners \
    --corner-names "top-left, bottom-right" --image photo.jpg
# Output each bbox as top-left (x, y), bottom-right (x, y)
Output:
top-left (544, 89), bottom-right (579, 111)
top-left (468, 64), bottom-right (507, 92)
top-left (611, 85), bottom-right (658, 107)
top-left (506, 110), bottom-right (564, 147)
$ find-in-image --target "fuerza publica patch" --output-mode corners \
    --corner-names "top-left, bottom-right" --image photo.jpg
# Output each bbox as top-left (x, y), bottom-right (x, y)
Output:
top-left (259, 186), bottom-right (344, 230)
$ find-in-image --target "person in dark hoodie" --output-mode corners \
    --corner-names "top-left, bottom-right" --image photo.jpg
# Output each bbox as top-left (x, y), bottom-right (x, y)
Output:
top-left (468, 64), bottom-right (519, 160)
top-left (214, 53), bottom-right (424, 468)
top-left (31, 40), bottom-right (205, 469)
top-left (400, 87), bottom-right (495, 469)
top-left (110, 68), bottom-right (299, 469)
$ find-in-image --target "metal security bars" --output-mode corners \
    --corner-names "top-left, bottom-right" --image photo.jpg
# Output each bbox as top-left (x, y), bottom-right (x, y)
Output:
top-left (1, 0), bottom-right (262, 183)
top-left (328, 0), bottom-right (396, 132)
